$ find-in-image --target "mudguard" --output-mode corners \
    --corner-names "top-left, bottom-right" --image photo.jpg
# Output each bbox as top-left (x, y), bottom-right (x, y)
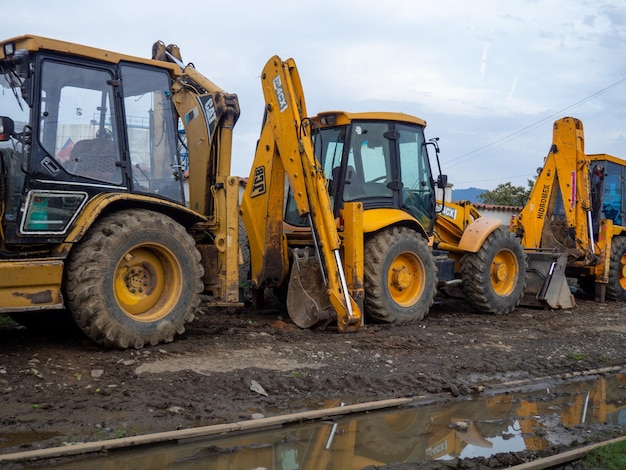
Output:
top-left (457, 217), bottom-right (502, 253)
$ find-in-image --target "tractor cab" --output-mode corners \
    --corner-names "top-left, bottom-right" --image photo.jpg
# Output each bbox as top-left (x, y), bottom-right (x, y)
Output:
top-left (284, 111), bottom-right (441, 237)
top-left (0, 36), bottom-right (185, 247)
top-left (589, 157), bottom-right (626, 230)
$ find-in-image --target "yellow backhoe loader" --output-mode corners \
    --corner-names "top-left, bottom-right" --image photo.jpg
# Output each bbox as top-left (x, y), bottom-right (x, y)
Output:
top-left (512, 116), bottom-right (626, 304)
top-left (0, 35), bottom-right (360, 347)
top-left (282, 110), bottom-right (531, 322)
top-left (239, 57), bottom-right (361, 332)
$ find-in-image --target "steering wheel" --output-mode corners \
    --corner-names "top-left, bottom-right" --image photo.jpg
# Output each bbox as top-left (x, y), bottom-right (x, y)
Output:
top-left (369, 175), bottom-right (387, 183)
top-left (96, 128), bottom-right (113, 139)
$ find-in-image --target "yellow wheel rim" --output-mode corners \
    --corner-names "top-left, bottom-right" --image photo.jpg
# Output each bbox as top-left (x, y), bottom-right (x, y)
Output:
top-left (490, 249), bottom-right (519, 297)
top-left (113, 244), bottom-right (183, 321)
top-left (387, 251), bottom-right (426, 307)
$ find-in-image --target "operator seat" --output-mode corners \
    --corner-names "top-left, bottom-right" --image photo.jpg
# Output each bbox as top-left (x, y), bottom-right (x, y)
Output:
top-left (68, 138), bottom-right (120, 183)
top-left (343, 165), bottom-right (363, 200)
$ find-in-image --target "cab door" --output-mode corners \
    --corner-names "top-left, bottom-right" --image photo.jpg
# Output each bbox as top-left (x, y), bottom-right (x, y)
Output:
top-left (396, 123), bottom-right (436, 234)
top-left (5, 56), bottom-right (124, 243)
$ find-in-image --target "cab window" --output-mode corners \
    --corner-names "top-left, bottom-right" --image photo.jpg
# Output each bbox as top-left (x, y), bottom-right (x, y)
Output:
top-left (121, 64), bottom-right (183, 203)
top-left (39, 60), bottom-right (122, 184)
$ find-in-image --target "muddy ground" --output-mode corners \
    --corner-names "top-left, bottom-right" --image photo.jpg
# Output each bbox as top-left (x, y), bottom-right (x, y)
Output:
top-left (1, 292), bottom-right (625, 468)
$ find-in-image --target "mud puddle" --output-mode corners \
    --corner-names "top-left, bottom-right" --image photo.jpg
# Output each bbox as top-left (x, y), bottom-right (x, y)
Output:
top-left (12, 372), bottom-right (626, 469)
top-left (0, 431), bottom-right (60, 452)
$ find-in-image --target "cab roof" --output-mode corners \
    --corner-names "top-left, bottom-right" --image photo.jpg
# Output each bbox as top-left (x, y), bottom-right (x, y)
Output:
top-left (0, 34), bottom-right (181, 75)
top-left (314, 110), bottom-right (427, 127)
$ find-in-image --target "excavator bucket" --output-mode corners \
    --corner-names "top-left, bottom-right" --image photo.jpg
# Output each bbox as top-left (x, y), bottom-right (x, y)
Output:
top-left (522, 250), bottom-right (575, 309)
top-left (286, 247), bottom-right (334, 328)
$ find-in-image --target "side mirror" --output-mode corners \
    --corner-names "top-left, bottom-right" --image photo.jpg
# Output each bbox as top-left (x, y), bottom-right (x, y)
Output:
top-left (0, 116), bottom-right (15, 141)
top-left (437, 174), bottom-right (448, 188)
top-left (12, 49), bottom-right (31, 79)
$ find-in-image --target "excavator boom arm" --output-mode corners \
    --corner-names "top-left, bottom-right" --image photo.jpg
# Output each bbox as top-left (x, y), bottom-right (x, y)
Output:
top-left (510, 117), bottom-right (612, 309)
top-left (515, 117), bottom-right (595, 263)
top-left (241, 56), bottom-right (361, 331)
top-left (153, 41), bottom-right (242, 303)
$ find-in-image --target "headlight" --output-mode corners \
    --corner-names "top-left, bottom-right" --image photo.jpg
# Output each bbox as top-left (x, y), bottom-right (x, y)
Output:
top-left (3, 41), bottom-right (15, 57)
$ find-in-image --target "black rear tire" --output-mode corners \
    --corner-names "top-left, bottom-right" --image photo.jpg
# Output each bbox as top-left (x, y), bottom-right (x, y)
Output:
top-left (460, 227), bottom-right (526, 314)
top-left (65, 209), bottom-right (203, 349)
top-left (238, 218), bottom-right (252, 304)
top-left (607, 236), bottom-right (626, 301)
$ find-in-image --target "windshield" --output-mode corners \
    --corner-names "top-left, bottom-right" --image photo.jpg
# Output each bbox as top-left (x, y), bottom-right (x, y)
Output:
top-left (0, 67), bottom-right (30, 139)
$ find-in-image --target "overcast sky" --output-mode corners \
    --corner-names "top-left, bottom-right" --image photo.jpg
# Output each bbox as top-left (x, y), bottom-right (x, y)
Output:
top-left (7, 0), bottom-right (626, 189)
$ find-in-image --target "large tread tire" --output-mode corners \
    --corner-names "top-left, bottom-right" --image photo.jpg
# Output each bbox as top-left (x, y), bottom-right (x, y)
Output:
top-left (238, 218), bottom-right (252, 304)
top-left (607, 236), bottom-right (626, 301)
top-left (65, 209), bottom-right (204, 349)
top-left (460, 227), bottom-right (527, 314)
top-left (364, 226), bottom-right (436, 323)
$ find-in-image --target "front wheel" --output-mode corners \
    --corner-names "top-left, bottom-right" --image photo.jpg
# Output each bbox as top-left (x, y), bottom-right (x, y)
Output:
top-left (364, 227), bottom-right (437, 323)
top-left (460, 227), bottom-right (527, 314)
top-left (607, 236), bottom-right (626, 301)
top-left (65, 209), bottom-right (204, 349)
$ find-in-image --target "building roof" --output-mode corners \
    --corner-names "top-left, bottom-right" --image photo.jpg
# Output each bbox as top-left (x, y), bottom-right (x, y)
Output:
top-left (469, 202), bottom-right (523, 212)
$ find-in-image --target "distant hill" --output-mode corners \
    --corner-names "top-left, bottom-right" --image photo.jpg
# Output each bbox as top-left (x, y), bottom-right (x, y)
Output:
top-left (451, 187), bottom-right (486, 203)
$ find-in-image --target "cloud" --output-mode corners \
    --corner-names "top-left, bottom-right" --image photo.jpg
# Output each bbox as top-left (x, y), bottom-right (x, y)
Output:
top-left (3, 0), bottom-right (626, 187)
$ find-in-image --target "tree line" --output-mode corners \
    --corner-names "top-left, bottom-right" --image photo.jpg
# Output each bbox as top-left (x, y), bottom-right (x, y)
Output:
top-left (478, 179), bottom-right (535, 207)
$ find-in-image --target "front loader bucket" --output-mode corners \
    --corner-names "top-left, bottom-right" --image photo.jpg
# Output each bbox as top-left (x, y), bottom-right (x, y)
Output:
top-left (286, 247), bottom-right (333, 328)
top-left (522, 250), bottom-right (575, 309)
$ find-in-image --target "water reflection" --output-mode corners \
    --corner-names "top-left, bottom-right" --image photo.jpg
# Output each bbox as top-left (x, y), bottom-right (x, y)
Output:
top-left (32, 373), bottom-right (626, 468)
